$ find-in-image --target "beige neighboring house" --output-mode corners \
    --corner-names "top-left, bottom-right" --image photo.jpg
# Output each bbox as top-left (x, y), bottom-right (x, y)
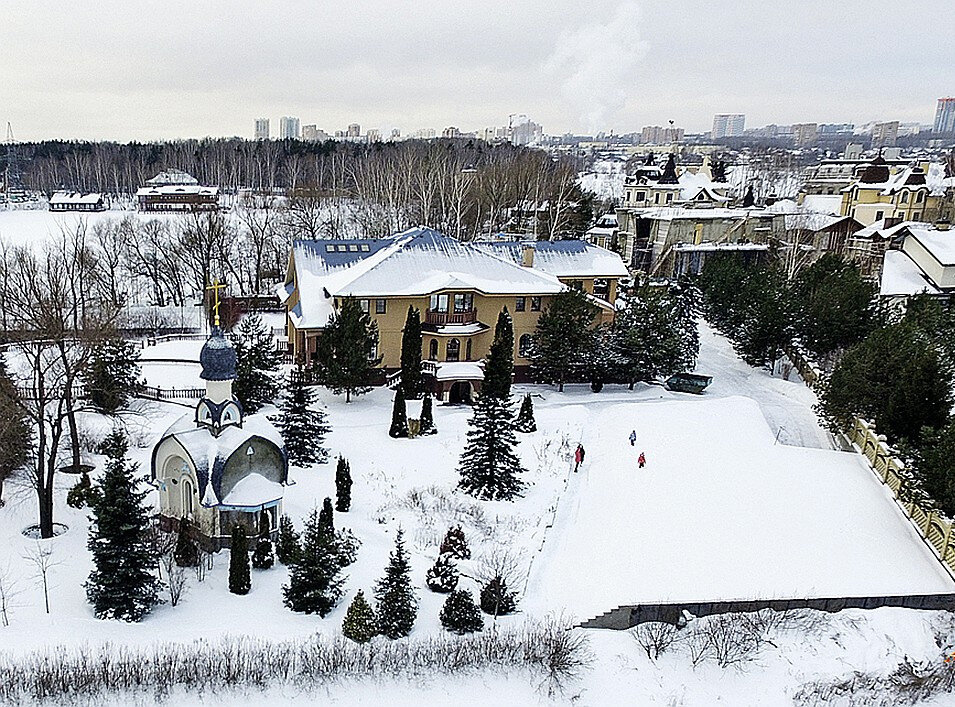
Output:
top-left (279, 227), bottom-right (627, 401)
top-left (837, 156), bottom-right (954, 227)
top-left (879, 223), bottom-right (955, 304)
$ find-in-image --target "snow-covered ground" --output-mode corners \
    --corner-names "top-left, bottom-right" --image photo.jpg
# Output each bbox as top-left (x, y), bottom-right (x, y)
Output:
top-left (1, 325), bottom-right (953, 705)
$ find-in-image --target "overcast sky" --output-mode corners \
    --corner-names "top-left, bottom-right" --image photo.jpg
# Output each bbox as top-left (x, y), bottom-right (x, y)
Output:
top-left (2, 1), bottom-right (954, 142)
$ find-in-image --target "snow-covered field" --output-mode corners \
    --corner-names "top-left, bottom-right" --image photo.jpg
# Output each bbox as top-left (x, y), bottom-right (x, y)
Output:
top-left (1, 324), bottom-right (954, 705)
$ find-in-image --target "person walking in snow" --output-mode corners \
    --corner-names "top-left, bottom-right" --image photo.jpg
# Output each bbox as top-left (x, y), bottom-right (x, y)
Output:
top-left (629, 429), bottom-right (637, 447)
top-left (638, 451), bottom-right (646, 469)
top-left (573, 444), bottom-right (585, 473)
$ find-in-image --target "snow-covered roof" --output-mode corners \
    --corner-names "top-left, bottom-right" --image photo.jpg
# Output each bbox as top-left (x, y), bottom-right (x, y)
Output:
top-left (784, 213), bottom-right (856, 232)
top-left (854, 219), bottom-right (934, 240)
top-left (434, 361), bottom-right (485, 381)
top-left (49, 191), bottom-right (104, 205)
top-left (221, 473), bottom-right (284, 508)
top-left (624, 206), bottom-right (775, 222)
top-left (157, 413), bottom-right (286, 507)
top-left (800, 194), bottom-right (843, 215)
top-left (136, 185), bottom-right (219, 197)
top-left (475, 239), bottom-right (630, 278)
top-left (880, 250), bottom-right (940, 297)
top-left (672, 242), bottom-right (769, 253)
top-left (146, 169), bottom-right (199, 187)
top-left (907, 225), bottom-right (955, 266)
top-left (288, 228), bottom-right (572, 329)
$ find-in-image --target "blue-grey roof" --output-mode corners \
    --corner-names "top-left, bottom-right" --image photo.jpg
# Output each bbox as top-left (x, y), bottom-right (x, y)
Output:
top-left (199, 327), bottom-right (237, 381)
top-left (293, 238), bottom-right (393, 268)
top-left (476, 238), bottom-right (630, 278)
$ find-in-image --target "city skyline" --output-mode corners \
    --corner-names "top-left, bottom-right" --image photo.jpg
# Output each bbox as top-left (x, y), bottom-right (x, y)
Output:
top-left (2, 0), bottom-right (954, 142)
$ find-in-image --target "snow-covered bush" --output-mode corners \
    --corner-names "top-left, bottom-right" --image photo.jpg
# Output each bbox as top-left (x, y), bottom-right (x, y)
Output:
top-left (425, 554), bottom-right (459, 593)
top-left (440, 590), bottom-right (483, 634)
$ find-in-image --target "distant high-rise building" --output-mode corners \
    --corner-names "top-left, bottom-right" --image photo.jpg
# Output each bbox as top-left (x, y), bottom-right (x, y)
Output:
top-left (791, 123), bottom-right (818, 147)
top-left (935, 97), bottom-right (955, 134)
top-left (507, 114), bottom-right (542, 145)
top-left (640, 125), bottom-right (684, 144)
top-left (346, 123), bottom-right (361, 138)
top-left (366, 129), bottom-right (381, 143)
top-left (442, 126), bottom-right (461, 139)
top-left (390, 128), bottom-right (401, 140)
top-left (711, 114), bottom-right (745, 139)
top-left (302, 124), bottom-right (329, 141)
top-left (871, 121), bottom-right (899, 148)
top-left (279, 116), bottom-right (301, 139)
top-left (254, 118), bottom-right (270, 140)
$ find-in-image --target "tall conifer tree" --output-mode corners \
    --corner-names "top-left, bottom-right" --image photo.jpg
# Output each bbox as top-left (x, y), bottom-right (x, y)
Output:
top-left (283, 507), bottom-right (345, 616)
top-left (274, 370), bottom-right (329, 466)
top-left (231, 314), bottom-right (281, 413)
top-left (375, 529), bottom-right (417, 639)
top-left (229, 525), bottom-right (252, 595)
top-left (458, 395), bottom-right (526, 501)
top-left (86, 430), bottom-right (160, 622)
top-left (314, 297), bottom-right (380, 402)
top-left (482, 308), bottom-right (514, 400)
top-left (399, 306), bottom-right (423, 400)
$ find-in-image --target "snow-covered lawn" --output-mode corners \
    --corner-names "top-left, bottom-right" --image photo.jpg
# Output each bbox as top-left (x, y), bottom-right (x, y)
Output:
top-left (1, 323), bottom-right (954, 705)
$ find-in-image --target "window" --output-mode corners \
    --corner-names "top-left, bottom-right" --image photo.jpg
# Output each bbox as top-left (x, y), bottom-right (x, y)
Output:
top-left (430, 293), bottom-right (449, 312)
top-left (182, 480), bottom-right (194, 515)
top-left (916, 191), bottom-right (925, 204)
top-left (429, 339), bottom-right (438, 360)
top-left (360, 244), bottom-right (370, 252)
top-left (453, 293), bottom-right (473, 312)
top-left (875, 210), bottom-right (884, 221)
top-left (531, 296), bottom-right (542, 312)
top-left (375, 298), bottom-right (387, 314)
top-left (515, 296), bottom-right (526, 312)
top-left (901, 192), bottom-right (909, 204)
top-left (349, 244), bottom-right (359, 252)
top-left (666, 193), bottom-right (673, 203)
top-left (594, 278), bottom-right (610, 300)
top-left (325, 244), bottom-right (334, 252)
top-left (570, 280), bottom-right (583, 291)
top-left (446, 338), bottom-right (460, 362)
top-left (465, 339), bottom-right (472, 361)
top-left (359, 299), bottom-right (369, 313)
top-left (635, 191), bottom-right (646, 201)
top-left (914, 212), bottom-right (921, 220)
top-left (519, 334), bottom-right (533, 358)
top-left (654, 194), bottom-right (660, 204)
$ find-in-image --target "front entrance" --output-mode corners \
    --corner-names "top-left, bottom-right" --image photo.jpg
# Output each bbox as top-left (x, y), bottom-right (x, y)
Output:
top-left (448, 381), bottom-right (472, 404)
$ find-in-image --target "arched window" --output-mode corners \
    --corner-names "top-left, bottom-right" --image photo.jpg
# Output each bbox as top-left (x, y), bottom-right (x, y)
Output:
top-left (519, 334), bottom-right (533, 358)
top-left (465, 339), bottom-right (473, 361)
top-left (182, 480), bottom-right (194, 515)
top-left (429, 339), bottom-right (439, 361)
top-left (446, 338), bottom-right (460, 362)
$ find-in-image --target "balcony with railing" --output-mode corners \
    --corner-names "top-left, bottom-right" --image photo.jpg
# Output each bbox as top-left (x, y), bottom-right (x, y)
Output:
top-left (425, 308), bottom-right (477, 326)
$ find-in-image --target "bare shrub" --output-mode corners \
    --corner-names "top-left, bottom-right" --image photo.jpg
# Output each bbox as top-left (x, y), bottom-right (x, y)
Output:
top-left (0, 565), bottom-right (22, 626)
top-left (794, 657), bottom-right (955, 706)
top-left (0, 616), bottom-right (589, 703)
top-left (630, 621), bottom-right (682, 661)
top-left (699, 613), bottom-right (759, 668)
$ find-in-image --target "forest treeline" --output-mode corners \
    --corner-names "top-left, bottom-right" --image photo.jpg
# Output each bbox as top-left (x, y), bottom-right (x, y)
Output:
top-left (14, 137), bottom-right (595, 241)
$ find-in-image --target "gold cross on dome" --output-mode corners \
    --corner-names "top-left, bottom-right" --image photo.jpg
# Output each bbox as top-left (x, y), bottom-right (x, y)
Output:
top-left (206, 278), bottom-right (226, 327)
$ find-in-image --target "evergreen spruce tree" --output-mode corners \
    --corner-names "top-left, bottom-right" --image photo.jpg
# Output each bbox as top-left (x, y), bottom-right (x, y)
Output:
top-left (283, 507), bottom-right (346, 616)
top-left (440, 589), bottom-right (484, 634)
top-left (458, 395), bottom-right (526, 501)
top-left (529, 289), bottom-right (597, 391)
top-left (425, 554), bottom-right (459, 593)
top-left (389, 389), bottom-right (408, 438)
top-left (319, 496), bottom-right (335, 537)
top-left (83, 336), bottom-right (141, 415)
top-left (251, 513), bottom-right (275, 570)
top-left (342, 590), bottom-right (378, 643)
top-left (274, 369), bottom-right (329, 467)
top-left (514, 394), bottom-right (537, 433)
top-left (479, 576), bottom-right (517, 617)
top-left (439, 525), bottom-right (471, 560)
top-left (0, 356), bottom-right (30, 509)
top-left (229, 525), bottom-right (252, 595)
top-left (174, 517), bottom-right (200, 567)
top-left (399, 306), bottom-right (424, 400)
top-left (276, 514), bottom-right (301, 565)
top-left (482, 308), bottom-right (514, 400)
top-left (66, 468), bottom-right (97, 509)
top-left (418, 392), bottom-right (437, 435)
top-left (314, 297), bottom-right (380, 403)
top-left (85, 429), bottom-right (160, 622)
top-left (375, 529), bottom-right (418, 639)
top-left (231, 313), bottom-right (281, 413)
top-left (335, 457), bottom-right (353, 512)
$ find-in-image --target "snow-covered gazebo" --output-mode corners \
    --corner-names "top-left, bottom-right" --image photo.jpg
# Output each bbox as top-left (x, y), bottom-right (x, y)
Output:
top-left (151, 327), bottom-right (287, 549)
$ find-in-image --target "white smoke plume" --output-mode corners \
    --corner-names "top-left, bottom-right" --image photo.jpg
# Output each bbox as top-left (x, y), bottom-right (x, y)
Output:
top-left (544, 1), bottom-right (648, 133)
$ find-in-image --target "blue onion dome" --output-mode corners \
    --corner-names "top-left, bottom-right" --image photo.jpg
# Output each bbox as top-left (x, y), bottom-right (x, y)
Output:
top-left (199, 327), bottom-right (237, 381)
